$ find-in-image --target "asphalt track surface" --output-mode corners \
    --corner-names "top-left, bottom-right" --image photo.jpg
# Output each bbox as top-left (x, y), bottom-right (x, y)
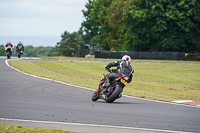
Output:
top-left (0, 58), bottom-right (200, 133)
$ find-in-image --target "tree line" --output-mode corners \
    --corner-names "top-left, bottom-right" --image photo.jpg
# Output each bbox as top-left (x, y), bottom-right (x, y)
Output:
top-left (80, 0), bottom-right (200, 53)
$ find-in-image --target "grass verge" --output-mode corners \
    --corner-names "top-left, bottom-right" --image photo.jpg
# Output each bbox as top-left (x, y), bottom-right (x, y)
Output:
top-left (42, 56), bottom-right (200, 63)
top-left (0, 124), bottom-right (72, 133)
top-left (8, 59), bottom-right (200, 101)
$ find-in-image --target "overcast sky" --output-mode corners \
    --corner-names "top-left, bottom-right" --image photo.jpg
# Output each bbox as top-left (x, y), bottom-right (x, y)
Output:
top-left (0, 0), bottom-right (87, 37)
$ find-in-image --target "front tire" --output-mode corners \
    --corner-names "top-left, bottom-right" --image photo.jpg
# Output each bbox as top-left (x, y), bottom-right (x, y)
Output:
top-left (7, 52), bottom-right (10, 59)
top-left (92, 91), bottom-right (99, 102)
top-left (105, 84), bottom-right (123, 103)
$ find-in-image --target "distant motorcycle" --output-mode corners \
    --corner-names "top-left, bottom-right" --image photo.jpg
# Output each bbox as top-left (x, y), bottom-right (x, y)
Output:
top-left (92, 69), bottom-right (128, 103)
top-left (5, 46), bottom-right (13, 59)
top-left (16, 48), bottom-right (23, 58)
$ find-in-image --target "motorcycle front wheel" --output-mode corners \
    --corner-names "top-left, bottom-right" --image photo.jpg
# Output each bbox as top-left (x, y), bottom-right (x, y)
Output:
top-left (6, 52), bottom-right (10, 59)
top-left (92, 91), bottom-right (99, 102)
top-left (18, 54), bottom-right (21, 58)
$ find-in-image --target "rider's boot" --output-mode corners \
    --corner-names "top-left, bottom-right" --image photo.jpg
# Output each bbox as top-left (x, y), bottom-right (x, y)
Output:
top-left (117, 94), bottom-right (122, 99)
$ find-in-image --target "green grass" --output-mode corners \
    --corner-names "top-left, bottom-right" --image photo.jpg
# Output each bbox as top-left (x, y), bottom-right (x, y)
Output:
top-left (8, 59), bottom-right (200, 101)
top-left (42, 56), bottom-right (200, 63)
top-left (0, 124), bottom-right (72, 133)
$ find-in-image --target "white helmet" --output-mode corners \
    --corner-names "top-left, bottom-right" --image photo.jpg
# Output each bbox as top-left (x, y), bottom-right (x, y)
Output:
top-left (122, 55), bottom-right (131, 62)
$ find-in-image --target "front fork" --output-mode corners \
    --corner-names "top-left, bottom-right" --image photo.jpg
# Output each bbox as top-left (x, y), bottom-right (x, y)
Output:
top-left (96, 85), bottom-right (101, 97)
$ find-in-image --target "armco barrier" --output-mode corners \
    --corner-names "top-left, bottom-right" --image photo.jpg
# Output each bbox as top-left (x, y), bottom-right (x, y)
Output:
top-left (187, 54), bottom-right (200, 61)
top-left (95, 51), bottom-right (185, 60)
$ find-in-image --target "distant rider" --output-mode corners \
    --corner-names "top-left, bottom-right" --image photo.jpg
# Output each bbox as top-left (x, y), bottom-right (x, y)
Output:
top-left (16, 42), bottom-right (24, 52)
top-left (5, 41), bottom-right (14, 53)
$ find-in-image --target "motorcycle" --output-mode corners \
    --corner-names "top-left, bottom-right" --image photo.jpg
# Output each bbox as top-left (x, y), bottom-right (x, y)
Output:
top-left (5, 46), bottom-right (13, 59)
top-left (16, 48), bottom-right (23, 58)
top-left (92, 69), bottom-right (129, 103)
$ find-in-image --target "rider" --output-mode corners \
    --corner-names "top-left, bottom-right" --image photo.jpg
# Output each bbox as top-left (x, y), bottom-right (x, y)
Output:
top-left (5, 41), bottom-right (14, 53)
top-left (16, 42), bottom-right (24, 52)
top-left (104, 55), bottom-right (134, 87)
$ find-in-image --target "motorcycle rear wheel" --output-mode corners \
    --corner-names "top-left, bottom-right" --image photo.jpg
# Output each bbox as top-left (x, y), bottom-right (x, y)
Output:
top-left (105, 84), bottom-right (123, 103)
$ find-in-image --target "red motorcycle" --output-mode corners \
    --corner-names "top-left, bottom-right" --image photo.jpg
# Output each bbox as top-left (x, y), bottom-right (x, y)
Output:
top-left (5, 46), bottom-right (13, 59)
top-left (92, 69), bottom-right (129, 103)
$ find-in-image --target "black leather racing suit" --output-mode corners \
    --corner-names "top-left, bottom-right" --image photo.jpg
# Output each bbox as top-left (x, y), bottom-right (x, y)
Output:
top-left (105, 60), bottom-right (134, 83)
top-left (5, 43), bottom-right (13, 47)
top-left (16, 44), bottom-right (24, 51)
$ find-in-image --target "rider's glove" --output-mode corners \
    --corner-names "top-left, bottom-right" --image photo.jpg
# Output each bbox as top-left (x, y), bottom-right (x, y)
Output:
top-left (105, 66), bottom-right (110, 70)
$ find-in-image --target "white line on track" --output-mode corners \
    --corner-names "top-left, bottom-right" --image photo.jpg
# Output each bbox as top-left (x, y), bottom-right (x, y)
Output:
top-left (0, 118), bottom-right (193, 133)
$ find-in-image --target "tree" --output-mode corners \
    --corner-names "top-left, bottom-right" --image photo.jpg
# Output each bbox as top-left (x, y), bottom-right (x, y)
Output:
top-left (23, 46), bottom-right (53, 57)
top-left (54, 31), bottom-right (86, 57)
top-left (81, 0), bottom-right (101, 43)
top-left (81, 0), bottom-right (200, 53)
top-left (0, 45), bottom-right (5, 56)
top-left (123, 0), bottom-right (200, 52)
top-left (81, 0), bottom-right (125, 51)
top-left (101, 0), bottom-right (130, 51)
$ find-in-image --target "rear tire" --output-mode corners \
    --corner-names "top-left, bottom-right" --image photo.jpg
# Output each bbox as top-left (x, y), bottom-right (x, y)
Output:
top-left (105, 84), bottom-right (123, 103)
top-left (92, 91), bottom-right (99, 102)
